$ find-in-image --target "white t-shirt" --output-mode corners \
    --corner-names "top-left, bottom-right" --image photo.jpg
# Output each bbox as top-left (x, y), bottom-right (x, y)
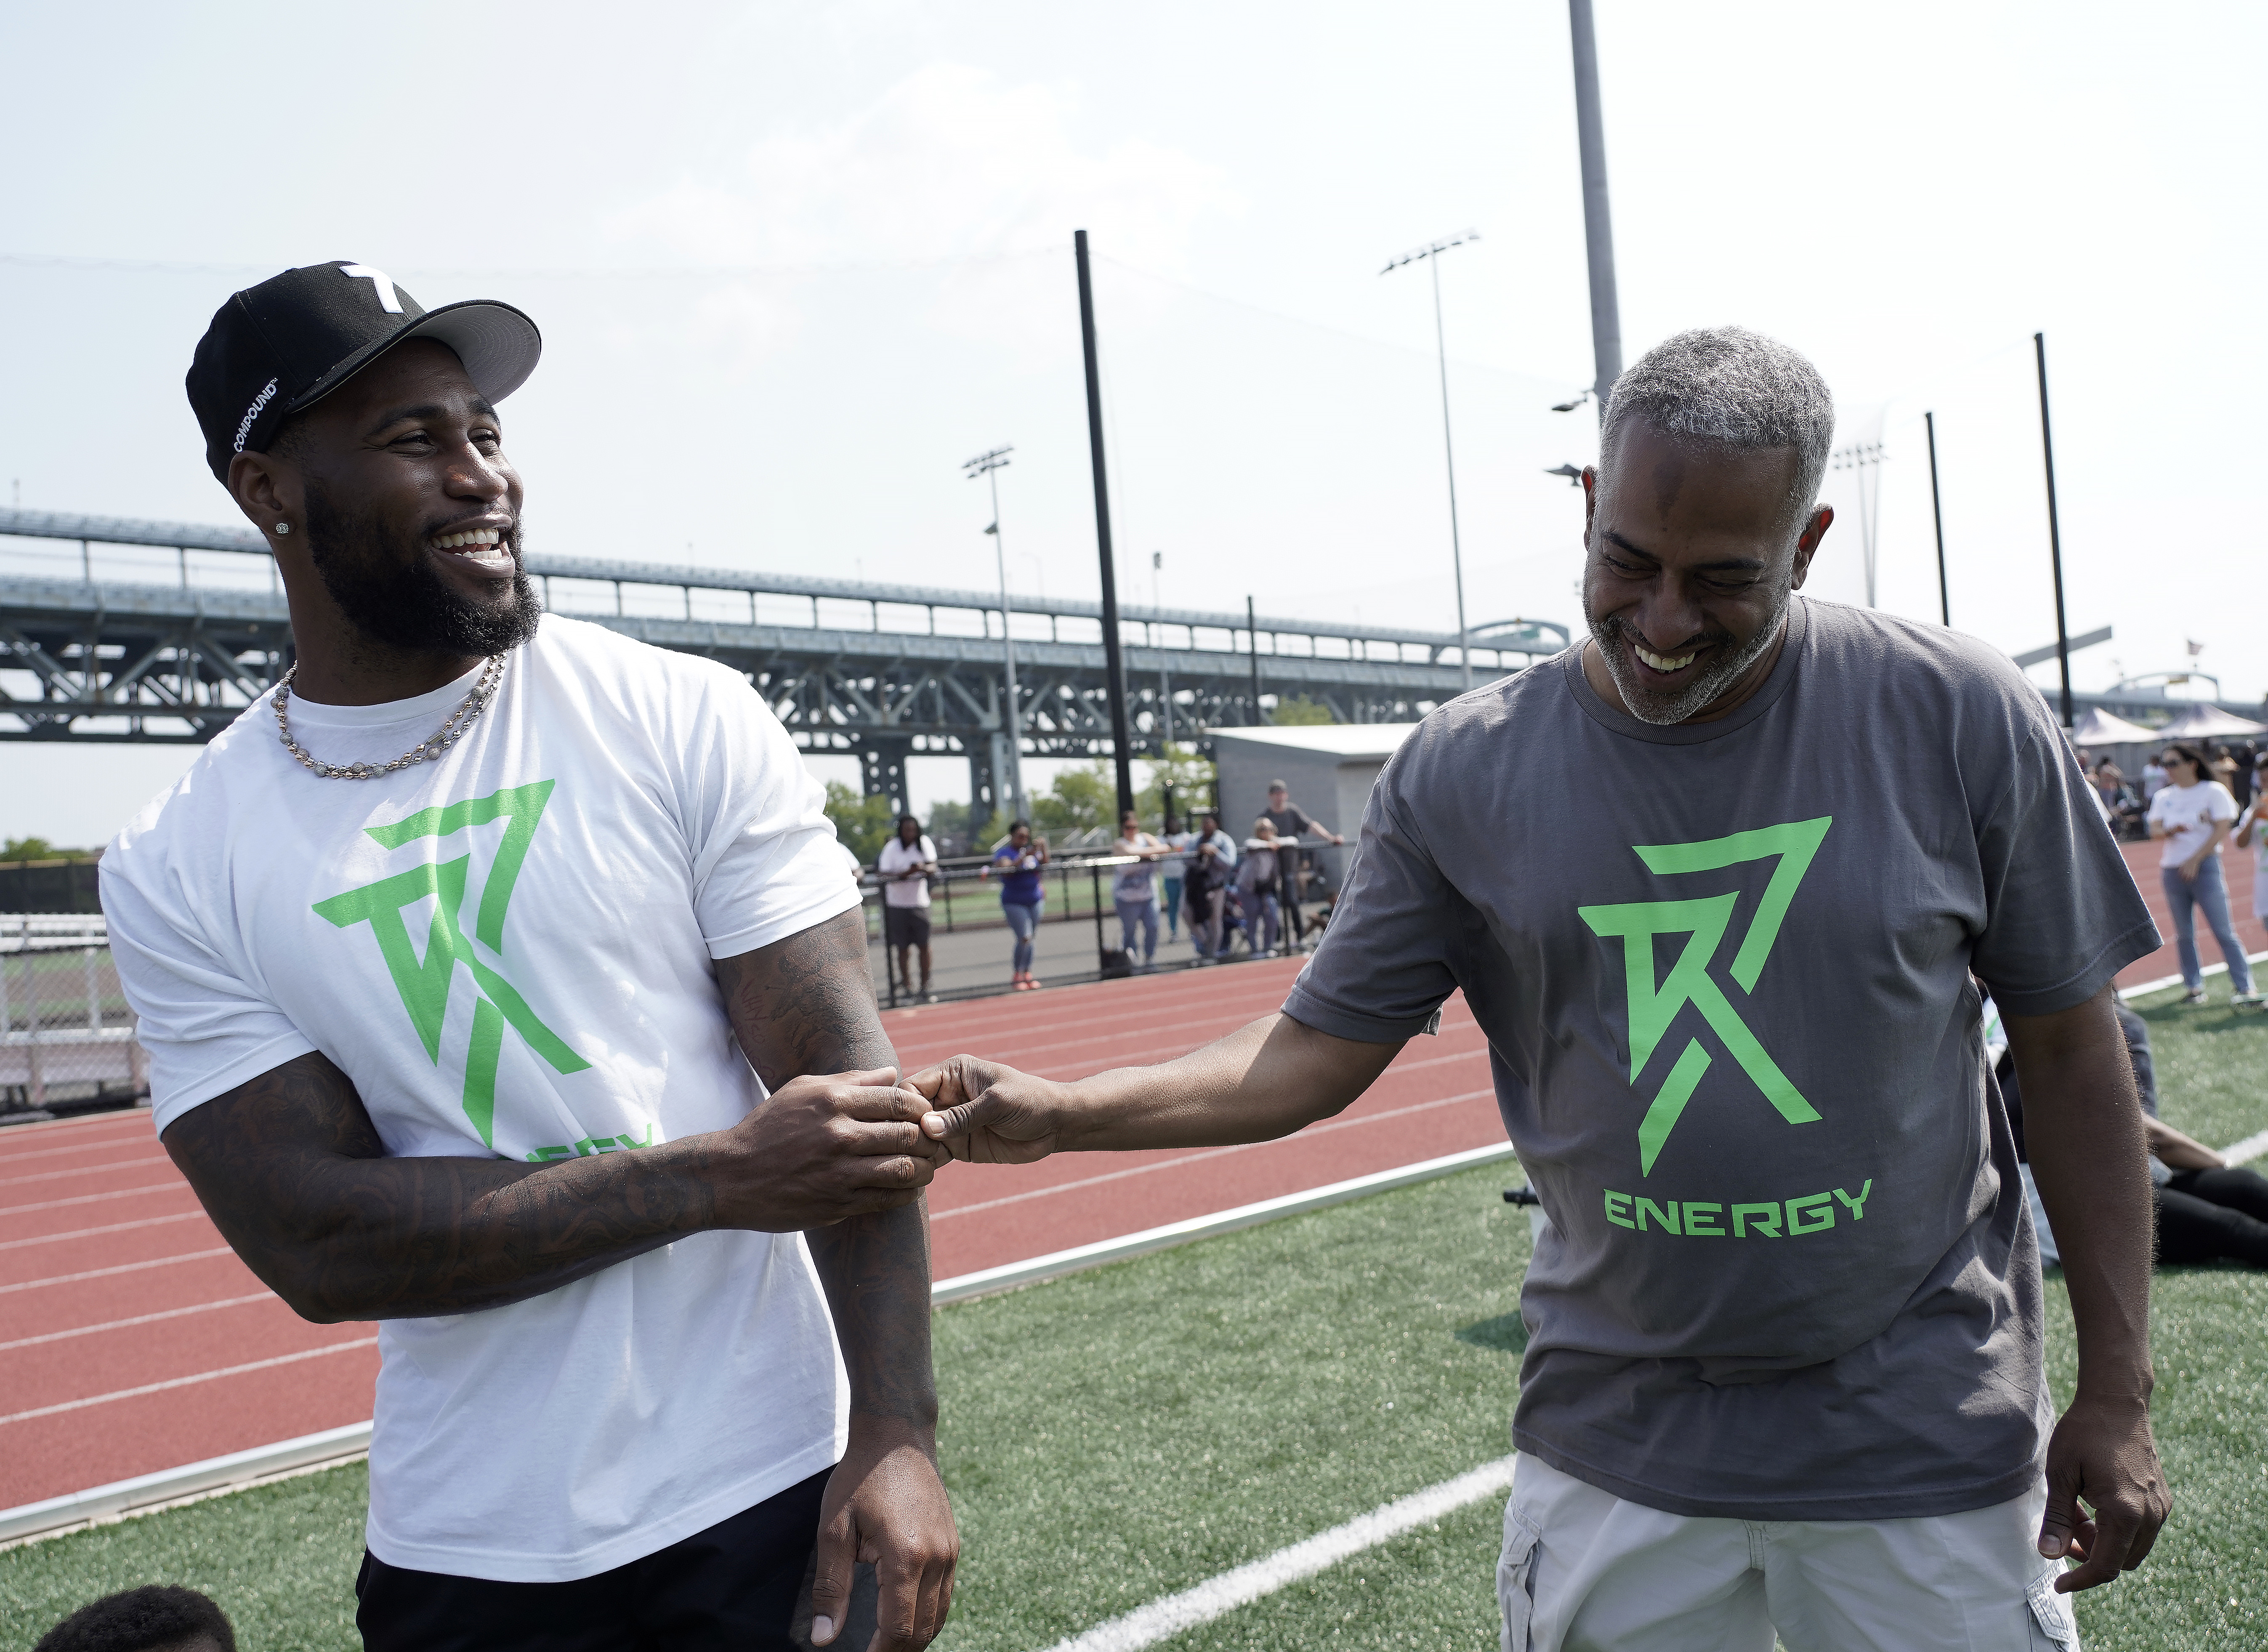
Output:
top-left (1113, 834), bottom-right (1159, 903)
top-left (2147, 779), bottom-right (2237, 869)
top-left (875, 835), bottom-right (936, 908)
top-left (102, 617), bottom-right (861, 1583)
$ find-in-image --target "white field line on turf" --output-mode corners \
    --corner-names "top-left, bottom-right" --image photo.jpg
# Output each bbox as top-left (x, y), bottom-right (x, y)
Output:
top-left (932, 1089), bottom-right (1494, 1221)
top-left (2221, 1129), bottom-right (2268, 1166)
top-left (0, 1338), bottom-right (378, 1427)
top-left (0, 1293), bottom-right (275, 1354)
top-left (0, 1246), bottom-right (238, 1297)
top-left (2118, 948), bottom-right (2268, 1002)
top-left (1043, 1455), bottom-right (1519, 1652)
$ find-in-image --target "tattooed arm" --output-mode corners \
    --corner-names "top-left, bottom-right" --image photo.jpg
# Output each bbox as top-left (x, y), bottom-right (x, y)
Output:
top-left (715, 907), bottom-right (959, 1652)
top-left (160, 907), bottom-right (938, 1323)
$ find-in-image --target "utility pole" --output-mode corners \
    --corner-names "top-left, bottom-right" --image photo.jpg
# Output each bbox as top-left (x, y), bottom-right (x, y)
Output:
top-left (1153, 550), bottom-right (1173, 752)
top-left (1830, 442), bottom-right (1885, 607)
top-left (1924, 411), bottom-right (1950, 627)
top-left (1074, 229), bottom-right (1138, 821)
top-left (2033, 333), bottom-right (2075, 729)
top-left (1246, 595), bottom-right (1265, 724)
top-left (963, 446), bottom-right (1027, 821)
top-left (1381, 231), bottom-right (1478, 690)
top-left (1569, 0), bottom-right (1622, 424)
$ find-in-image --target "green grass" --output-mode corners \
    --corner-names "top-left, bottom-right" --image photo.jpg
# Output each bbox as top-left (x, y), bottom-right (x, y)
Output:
top-left (5, 994), bottom-right (2264, 1651)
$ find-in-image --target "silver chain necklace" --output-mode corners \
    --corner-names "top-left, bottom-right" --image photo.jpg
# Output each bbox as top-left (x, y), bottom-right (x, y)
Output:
top-left (273, 654), bottom-right (508, 780)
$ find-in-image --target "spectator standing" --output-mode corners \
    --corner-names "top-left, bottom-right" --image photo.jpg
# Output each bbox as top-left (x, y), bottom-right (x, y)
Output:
top-left (2141, 755), bottom-right (2169, 803)
top-left (1237, 819), bottom-right (1286, 956)
top-left (2147, 743), bottom-right (2260, 1006)
top-left (1159, 814), bottom-right (1193, 944)
top-left (1180, 811), bottom-right (1237, 962)
top-left (2210, 746), bottom-right (2240, 795)
top-left (876, 815), bottom-right (938, 1003)
top-left (1111, 811), bottom-right (1166, 972)
top-left (990, 822), bottom-right (1049, 991)
top-left (2232, 742), bottom-right (2259, 809)
top-left (1256, 781), bottom-right (1345, 952)
top-left (2234, 758), bottom-right (2268, 930)
top-left (2092, 758), bottom-right (2125, 813)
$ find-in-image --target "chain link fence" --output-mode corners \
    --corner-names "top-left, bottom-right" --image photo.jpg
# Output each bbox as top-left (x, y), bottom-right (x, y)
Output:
top-left (1, 915), bottom-right (147, 1122)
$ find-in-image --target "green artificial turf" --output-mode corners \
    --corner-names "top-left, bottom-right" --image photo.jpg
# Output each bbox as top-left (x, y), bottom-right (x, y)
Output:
top-left (5, 990), bottom-right (2264, 1652)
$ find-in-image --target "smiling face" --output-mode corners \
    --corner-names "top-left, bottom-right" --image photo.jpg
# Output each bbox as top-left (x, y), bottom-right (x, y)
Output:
top-left (233, 338), bottom-right (536, 669)
top-left (1580, 420), bottom-right (1833, 726)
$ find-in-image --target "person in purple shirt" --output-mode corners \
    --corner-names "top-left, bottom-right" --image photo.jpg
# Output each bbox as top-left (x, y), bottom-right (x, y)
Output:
top-left (989, 820), bottom-right (1050, 991)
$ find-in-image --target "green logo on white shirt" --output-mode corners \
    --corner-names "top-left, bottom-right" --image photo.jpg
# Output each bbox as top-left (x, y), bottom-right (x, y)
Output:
top-left (1578, 817), bottom-right (1832, 1176)
top-left (313, 779), bottom-right (590, 1147)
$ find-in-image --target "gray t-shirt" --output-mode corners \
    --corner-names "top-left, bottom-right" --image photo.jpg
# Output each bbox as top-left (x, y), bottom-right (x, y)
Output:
top-left (1284, 597), bottom-right (2157, 1521)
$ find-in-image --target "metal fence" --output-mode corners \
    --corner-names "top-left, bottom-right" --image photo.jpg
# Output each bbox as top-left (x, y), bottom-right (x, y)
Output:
top-left (857, 842), bottom-right (1351, 1006)
top-left (1, 915), bottom-right (146, 1119)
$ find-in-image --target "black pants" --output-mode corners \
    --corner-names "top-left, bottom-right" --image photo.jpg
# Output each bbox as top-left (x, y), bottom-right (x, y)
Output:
top-left (357, 1468), bottom-right (853, 1652)
top-left (2154, 1165), bottom-right (2268, 1268)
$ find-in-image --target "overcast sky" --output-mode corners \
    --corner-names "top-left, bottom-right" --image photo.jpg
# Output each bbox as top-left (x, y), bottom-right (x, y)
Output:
top-left (5, 1), bottom-right (2262, 842)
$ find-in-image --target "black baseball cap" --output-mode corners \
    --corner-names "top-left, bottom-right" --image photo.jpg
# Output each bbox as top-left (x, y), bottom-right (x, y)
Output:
top-left (186, 260), bottom-right (542, 482)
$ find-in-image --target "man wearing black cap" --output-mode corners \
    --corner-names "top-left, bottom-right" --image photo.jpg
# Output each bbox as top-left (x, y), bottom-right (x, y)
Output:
top-left (101, 261), bottom-right (957, 1651)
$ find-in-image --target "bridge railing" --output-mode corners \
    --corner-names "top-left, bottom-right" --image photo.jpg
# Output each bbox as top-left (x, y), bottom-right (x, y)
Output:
top-left (0, 506), bottom-right (1569, 677)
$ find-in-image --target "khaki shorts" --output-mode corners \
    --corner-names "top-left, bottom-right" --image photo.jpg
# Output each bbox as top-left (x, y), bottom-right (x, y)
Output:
top-left (1498, 1453), bottom-right (2079, 1652)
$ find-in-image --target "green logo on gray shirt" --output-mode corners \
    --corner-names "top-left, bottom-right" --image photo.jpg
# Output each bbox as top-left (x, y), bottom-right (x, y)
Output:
top-left (1579, 817), bottom-right (1832, 1175)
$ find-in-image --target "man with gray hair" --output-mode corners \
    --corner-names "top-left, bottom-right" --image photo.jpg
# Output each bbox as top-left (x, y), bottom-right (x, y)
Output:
top-left (915, 326), bottom-right (2169, 1648)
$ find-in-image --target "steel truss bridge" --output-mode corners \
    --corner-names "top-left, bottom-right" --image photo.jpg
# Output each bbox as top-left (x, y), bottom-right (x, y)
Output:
top-left (0, 509), bottom-right (1572, 814)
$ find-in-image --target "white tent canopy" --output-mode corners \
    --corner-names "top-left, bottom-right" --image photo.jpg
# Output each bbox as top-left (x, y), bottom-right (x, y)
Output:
top-left (2070, 707), bottom-right (2160, 745)
top-left (2155, 704), bottom-right (2266, 740)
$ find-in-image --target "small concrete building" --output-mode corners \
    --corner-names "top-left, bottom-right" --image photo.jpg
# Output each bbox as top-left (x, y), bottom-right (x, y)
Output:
top-left (1208, 723), bottom-right (1420, 896)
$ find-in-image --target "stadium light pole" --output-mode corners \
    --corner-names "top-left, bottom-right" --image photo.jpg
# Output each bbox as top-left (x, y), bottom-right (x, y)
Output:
top-left (963, 445), bottom-right (1028, 822)
top-left (1569, 0), bottom-right (1623, 425)
top-left (1381, 230), bottom-right (1478, 691)
top-left (1924, 411), bottom-right (1951, 627)
top-left (1073, 229), bottom-right (1138, 821)
top-left (2033, 333), bottom-right (2075, 729)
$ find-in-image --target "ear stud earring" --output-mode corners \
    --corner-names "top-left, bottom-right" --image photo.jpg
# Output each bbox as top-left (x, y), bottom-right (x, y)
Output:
top-left (275, 523), bottom-right (291, 535)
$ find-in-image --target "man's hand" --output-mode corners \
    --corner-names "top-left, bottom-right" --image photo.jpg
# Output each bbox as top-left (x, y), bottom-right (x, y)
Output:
top-left (913, 1057), bottom-right (1064, 1164)
top-left (810, 1419), bottom-right (958, 1652)
top-left (2038, 1394), bottom-right (2170, 1593)
top-left (715, 1068), bottom-right (944, 1230)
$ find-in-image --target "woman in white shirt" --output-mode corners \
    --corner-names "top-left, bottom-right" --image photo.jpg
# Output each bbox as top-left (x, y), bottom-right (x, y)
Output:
top-left (1111, 811), bottom-right (1167, 972)
top-left (2147, 742), bottom-right (2260, 1006)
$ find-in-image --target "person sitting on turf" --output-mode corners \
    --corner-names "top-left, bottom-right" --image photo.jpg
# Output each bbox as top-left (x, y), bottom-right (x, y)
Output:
top-left (106, 263), bottom-right (955, 1652)
top-left (1989, 993), bottom-right (2268, 1269)
top-left (915, 327), bottom-right (2168, 1650)
top-left (34, 1585), bottom-right (234, 1652)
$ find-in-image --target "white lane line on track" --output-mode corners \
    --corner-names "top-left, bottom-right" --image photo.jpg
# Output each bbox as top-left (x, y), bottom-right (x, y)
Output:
top-left (0, 1247), bottom-right (239, 1297)
top-left (0, 1210), bottom-right (210, 1253)
top-left (0, 1134), bottom-right (157, 1167)
top-left (0, 1182), bottom-right (193, 1219)
top-left (0, 1293), bottom-right (276, 1354)
top-left (1041, 1455), bottom-right (1519, 1652)
top-left (0, 1156), bottom-right (171, 1191)
top-left (0, 1338), bottom-right (380, 1427)
top-left (931, 1089), bottom-right (1496, 1222)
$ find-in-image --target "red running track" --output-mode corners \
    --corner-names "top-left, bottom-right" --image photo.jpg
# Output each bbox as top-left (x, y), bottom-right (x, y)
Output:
top-left (0, 958), bottom-right (1499, 1511)
top-left (2, 839), bottom-right (2238, 1513)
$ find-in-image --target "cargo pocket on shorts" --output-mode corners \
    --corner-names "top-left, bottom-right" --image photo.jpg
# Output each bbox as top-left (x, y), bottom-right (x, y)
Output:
top-left (1496, 1498), bottom-right (1542, 1652)
top-left (2024, 1572), bottom-right (2080, 1649)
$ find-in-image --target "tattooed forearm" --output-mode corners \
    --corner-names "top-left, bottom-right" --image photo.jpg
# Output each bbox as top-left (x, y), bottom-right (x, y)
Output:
top-left (718, 907), bottom-right (941, 1432)
top-left (715, 907), bottom-right (895, 1082)
top-left (162, 1051), bottom-right (716, 1323)
top-left (161, 909), bottom-right (935, 1330)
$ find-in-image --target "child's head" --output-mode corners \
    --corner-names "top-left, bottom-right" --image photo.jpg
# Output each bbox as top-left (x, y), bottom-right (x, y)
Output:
top-left (35, 1586), bottom-right (235, 1652)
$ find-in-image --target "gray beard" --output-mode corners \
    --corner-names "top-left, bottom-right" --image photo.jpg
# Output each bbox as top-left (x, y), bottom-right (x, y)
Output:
top-left (1586, 587), bottom-right (1789, 726)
